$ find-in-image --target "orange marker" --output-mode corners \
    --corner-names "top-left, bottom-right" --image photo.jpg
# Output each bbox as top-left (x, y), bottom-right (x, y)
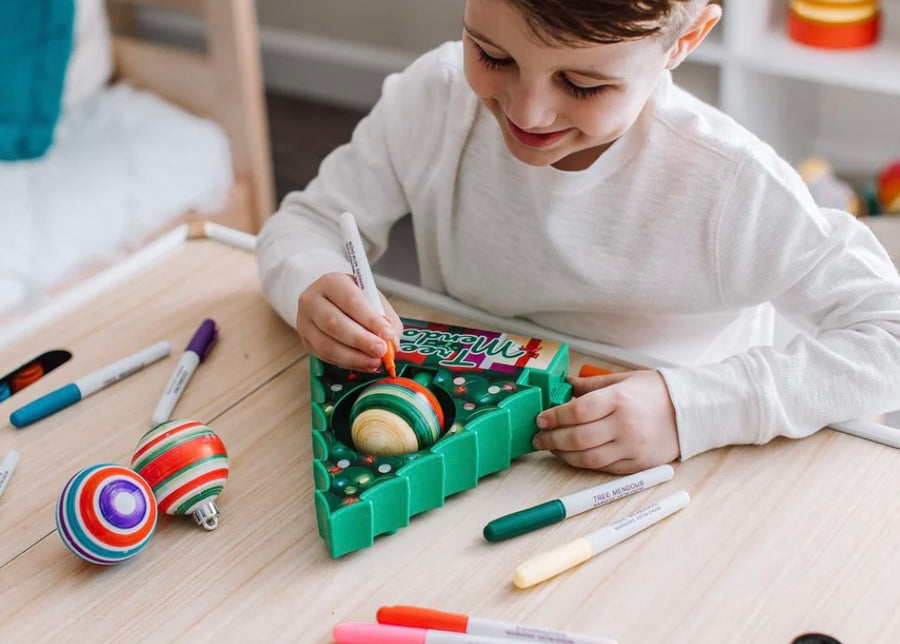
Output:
top-left (340, 211), bottom-right (397, 377)
top-left (10, 362), bottom-right (44, 393)
top-left (381, 338), bottom-right (397, 379)
top-left (578, 364), bottom-right (612, 378)
top-left (376, 606), bottom-right (616, 644)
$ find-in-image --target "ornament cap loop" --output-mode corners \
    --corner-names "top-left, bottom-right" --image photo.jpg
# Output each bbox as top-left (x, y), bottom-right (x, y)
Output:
top-left (193, 501), bottom-right (220, 530)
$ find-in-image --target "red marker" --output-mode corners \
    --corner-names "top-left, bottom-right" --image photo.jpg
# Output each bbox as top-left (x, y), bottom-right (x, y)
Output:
top-left (376, 606), bottom-right (617, 644)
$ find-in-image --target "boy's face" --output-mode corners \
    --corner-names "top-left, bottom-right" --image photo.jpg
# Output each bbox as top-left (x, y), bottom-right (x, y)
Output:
top-left (463, 0), bottom-right (676, 171)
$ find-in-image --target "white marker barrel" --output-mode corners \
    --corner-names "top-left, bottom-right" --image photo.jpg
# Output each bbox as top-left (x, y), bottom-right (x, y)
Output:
top-left (514, 491), bottom-right (690, 588)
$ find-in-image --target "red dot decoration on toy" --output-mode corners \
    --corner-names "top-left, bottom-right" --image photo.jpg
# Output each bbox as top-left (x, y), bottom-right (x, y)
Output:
top-left (787, 1), bottom-right (880, 50)
top-left (131, 419), bottom-right (229, 530)
top-left (349, 376), bottom-right (446, 456)
top-left (56, 464), bottom-right (158, 565)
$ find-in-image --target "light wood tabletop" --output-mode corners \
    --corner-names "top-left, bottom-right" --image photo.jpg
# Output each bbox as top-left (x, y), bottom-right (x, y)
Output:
top-left (0, 238), bottom-right (897, 644)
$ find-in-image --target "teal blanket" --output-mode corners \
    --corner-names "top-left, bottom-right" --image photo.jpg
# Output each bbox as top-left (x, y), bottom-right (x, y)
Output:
top-left (0, 0), bottom-right (75, 160)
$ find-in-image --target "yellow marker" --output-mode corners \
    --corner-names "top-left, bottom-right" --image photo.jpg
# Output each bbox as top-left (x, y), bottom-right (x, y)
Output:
top-left (513, 491), bottom-right (690, 589)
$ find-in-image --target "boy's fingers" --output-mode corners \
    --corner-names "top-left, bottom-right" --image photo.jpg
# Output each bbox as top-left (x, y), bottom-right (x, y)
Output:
top-left (329, 274), bottom-right (394, 340)
top-left (380, 295), bottom-right (404, 349)
top-left (312, 298), bottom-right (387, 358)
top-left (537, 386), bottom-right (617, 429)
top-left (303, 324), bottom-right (381, 372)
top-left (532, 421), bottom-right (615, 452)
top-left (568, 372), bottom-right (630, 396)
top-left (549, 443), bottom-right (626, 471)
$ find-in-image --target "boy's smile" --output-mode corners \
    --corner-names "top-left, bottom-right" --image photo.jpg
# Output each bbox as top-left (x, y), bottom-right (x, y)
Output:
top-left (504, 117), bottom-right (572, 148)
top-left (462, 0), bottom-right (678, 171)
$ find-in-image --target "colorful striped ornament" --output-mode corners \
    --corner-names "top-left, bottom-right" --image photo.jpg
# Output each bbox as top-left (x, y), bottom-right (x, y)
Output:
top-left (56, 464), bottom-right (158, 565)
top-left (350, 377), bottom-right (445, 456)
top-left (131, 419), bottom-right (229, 530)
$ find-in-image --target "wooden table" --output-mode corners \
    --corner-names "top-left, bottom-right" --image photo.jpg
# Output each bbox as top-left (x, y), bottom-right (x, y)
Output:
top-left (0, 238), bottom-right (897, 643)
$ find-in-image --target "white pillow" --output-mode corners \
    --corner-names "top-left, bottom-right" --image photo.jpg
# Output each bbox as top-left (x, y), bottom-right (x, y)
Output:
top-left (62, 0), bottom-right (113, 110)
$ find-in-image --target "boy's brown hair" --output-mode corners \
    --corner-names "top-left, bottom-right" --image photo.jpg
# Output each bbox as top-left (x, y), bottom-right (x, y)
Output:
top-left (503, 0), bottom-right (709, 47)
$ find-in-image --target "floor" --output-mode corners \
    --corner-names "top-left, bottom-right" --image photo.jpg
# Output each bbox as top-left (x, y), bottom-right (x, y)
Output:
top-left (266, 91), bottom-right (421, 284)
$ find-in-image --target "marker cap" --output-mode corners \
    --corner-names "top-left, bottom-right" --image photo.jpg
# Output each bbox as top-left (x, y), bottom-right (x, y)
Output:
top-left (333, 622), bottom-right (425, 644)
top-left (377, 606), bottom-right (469, 633)
top-left (483, 499), bottom-right (566, 542)
top-left (10, 383), bottom-right (81, 428)
top-left (187, 319), bottom-right (218, 361)
top-left (381, 338), bottom-right (397, 378)
top-left (513, 537), bottom-right (595, 589)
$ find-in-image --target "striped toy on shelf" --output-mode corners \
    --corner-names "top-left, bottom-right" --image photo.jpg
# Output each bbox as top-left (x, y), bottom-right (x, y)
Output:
top-left (787, 0), bottom-right (881, 49)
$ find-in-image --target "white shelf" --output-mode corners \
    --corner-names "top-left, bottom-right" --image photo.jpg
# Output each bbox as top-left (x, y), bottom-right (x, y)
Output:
top-left (678, 0), bottom-right (900, 179)
top-left (740, 29), bottom-right (900, 97)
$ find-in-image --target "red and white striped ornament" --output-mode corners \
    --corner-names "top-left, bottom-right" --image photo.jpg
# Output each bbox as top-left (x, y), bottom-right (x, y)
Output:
top-left (132, 419), bottom-right (229, 530)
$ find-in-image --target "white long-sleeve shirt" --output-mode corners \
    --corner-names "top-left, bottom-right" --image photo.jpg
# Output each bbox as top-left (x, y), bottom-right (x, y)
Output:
top-left (257, 41), bottom-right (900, 459)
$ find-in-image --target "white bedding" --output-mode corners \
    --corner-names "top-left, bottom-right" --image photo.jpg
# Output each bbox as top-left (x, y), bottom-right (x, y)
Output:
top-left (0, 83), bottom-right (233, 319)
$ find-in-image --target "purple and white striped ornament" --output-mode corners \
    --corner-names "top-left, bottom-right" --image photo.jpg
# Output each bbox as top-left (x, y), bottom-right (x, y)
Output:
top-left (56, 463), bottom-right (158, 565)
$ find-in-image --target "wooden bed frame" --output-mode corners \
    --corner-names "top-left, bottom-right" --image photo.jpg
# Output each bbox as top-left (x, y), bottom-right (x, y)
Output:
top-left (106, 0), bottom-right (275, 233)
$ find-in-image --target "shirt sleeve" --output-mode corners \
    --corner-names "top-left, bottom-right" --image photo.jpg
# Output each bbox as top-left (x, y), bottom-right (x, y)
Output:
top-left (659, 153), bottom-right (900, 459)
top-left (255, 46), bottom-right (453, 328)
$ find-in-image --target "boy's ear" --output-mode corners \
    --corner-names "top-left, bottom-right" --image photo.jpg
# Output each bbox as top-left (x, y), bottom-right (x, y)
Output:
top-left (666, 4), bottom-right (722, 70)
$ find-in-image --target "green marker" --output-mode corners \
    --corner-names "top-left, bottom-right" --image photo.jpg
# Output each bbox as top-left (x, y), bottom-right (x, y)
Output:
top-left (483, 464), bottom-right (675, 542)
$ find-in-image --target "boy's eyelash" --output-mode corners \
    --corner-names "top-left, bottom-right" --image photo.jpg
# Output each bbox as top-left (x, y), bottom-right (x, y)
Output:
top-left (473, 42), bottom-right (608, 101)
top-left (559, 81), bottom-right (607, 100)
top-left (476, 47), bottom-right (512, 71)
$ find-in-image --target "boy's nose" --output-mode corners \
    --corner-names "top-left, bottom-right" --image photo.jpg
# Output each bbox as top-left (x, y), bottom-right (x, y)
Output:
top-left (504, 86), bottom-right (557, 131)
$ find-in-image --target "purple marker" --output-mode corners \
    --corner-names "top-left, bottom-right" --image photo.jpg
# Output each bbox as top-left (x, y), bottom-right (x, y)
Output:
top-left (151, 319), bottom-right (218, 425)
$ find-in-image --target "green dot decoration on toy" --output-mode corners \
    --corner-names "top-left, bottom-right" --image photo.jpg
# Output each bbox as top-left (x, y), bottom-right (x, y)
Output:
top-left (310, 317), bottom-right (572, 557)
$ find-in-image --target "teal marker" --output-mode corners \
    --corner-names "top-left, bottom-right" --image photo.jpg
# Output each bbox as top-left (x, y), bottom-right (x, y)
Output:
top-left (483, 464), bottom-right (675, 542)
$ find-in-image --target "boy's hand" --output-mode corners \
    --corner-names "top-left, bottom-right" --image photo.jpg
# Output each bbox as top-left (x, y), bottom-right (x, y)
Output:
top-left (532, 370), bottom-right (680, 474)
top-left (296, 272), bottom-right (403, 372)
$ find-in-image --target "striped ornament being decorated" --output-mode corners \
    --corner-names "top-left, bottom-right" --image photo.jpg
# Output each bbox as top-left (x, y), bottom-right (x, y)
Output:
top-left (349, 377), bottom-right (446, 456)
top-left (56, 463), bottom-right (158, 565)
top-left (131, 419), bottom-right (229, 530)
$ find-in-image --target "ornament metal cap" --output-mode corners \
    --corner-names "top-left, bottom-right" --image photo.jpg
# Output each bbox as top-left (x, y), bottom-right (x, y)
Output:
top-left (193, 501), bottom-right (220, 530)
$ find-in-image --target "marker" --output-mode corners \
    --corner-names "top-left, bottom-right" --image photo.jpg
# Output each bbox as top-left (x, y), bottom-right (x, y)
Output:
top-left (333, 622), bottom-right (510, 644)
top-left (484, 464), bottom-right (674, 541)
top-left (339, 211), bottom-right (397, 377)
top-left (187, 220), bottom-right (257, 252)
top-left (0, 451), bottom-right (19, 502)
top-left (9, 340), bottom-right (171, 428)
top-left (577, 364), bottom-right (612, 377)
top-left (10, 362), bottom-right (44, 392)
top-left (377, 606), bottom-right (617, 644)
top-left (151, 319), bottom-right (218, 425)
top-left (513, 491), bottom-right (690, 589)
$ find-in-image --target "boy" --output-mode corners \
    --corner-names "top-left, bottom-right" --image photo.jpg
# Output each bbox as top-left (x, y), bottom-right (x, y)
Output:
top-left (257, 0), bottom-right (900, 474)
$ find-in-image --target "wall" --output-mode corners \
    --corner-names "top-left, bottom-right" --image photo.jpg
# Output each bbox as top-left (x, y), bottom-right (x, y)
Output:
top-left (256, 0), bottom-right (464, 54)
top-left (138, 0), bottom-right (465, 109)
